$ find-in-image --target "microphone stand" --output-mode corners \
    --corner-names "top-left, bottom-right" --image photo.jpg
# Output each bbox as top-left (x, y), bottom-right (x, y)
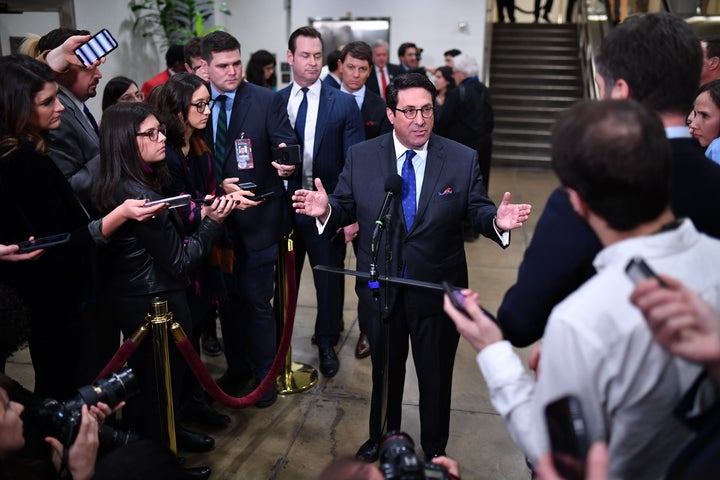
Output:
top-left (380, 210), bottom-right (392, 438)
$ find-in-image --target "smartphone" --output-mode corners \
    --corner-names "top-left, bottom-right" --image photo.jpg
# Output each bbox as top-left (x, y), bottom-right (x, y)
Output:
top-left (625, 257), bottom-right (668, 287)
top-left (74, 29), bottom-right (118, 67)
top-left (247, 191), bottom-right (274, 201)
top-left (545, 395), bottom-right (590, 480)
top-left (143, 194), bottom-right (191, 209)
top-left (237, 182), bottom-right (257, 190)
top-left (16, 233), bottom-right (71, 253)
top-left (193, 197), bottom-right (216, 206)
top-left (441, 281), bottom-right (471, 318)
top-left (272, 145), bottom-right (302, 165)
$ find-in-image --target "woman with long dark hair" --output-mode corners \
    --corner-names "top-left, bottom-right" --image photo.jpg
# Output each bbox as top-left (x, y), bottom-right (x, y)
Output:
top-left (92, 101), bottom-right (234, 449)
top-left (0, 54), bottom-right (164, 400)
top-left (101, 76), bottom-right (143, 112)
top-left (155, 72), bottom-right (236, 427)
top-left (246, 49), bottom-right (277, 90)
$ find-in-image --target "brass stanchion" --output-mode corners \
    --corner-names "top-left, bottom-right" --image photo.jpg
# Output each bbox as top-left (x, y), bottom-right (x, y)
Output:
top-left (147, 297), bottom-right (177, 453)
top-left (276, 235), bottom-right (318, 394)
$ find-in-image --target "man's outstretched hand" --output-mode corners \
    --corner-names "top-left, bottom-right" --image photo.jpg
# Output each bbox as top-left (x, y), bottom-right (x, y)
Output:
top-left (292, 178), bottom-right (330, 223)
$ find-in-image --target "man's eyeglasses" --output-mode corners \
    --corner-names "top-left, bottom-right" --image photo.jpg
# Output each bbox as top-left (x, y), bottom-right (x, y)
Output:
top-left (119, 91), bottom-right (145, 102)
top-left (136, 124), bottom-right (166, 142)
top-left (190, 101), bottom-right (211, 113)
top-left (393, 105), bottom-right (435, 120)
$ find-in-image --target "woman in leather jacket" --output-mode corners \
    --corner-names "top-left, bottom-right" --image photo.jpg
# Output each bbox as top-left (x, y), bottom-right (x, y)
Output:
top-left (91, 102), bottom-right (234, 445)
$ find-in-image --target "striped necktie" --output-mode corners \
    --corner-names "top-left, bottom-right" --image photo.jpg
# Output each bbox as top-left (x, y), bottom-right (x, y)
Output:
top-left (213, 95), bottom-right (228, 184)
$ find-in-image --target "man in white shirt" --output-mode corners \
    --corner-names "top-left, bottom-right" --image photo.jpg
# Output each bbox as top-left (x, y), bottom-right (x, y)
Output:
top-left (445, 100), bottom-right (720, 479)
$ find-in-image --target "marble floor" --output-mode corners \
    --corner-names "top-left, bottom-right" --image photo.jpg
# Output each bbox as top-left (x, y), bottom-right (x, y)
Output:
top-left (5, 166), bottom-right (559, 480)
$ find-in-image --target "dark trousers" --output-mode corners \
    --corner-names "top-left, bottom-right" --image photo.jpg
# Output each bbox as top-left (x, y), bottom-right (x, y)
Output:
top-left (496, 0), bottom-right (516, 21)
top-left (220, 242), bottom-right (278, 382)
top-left (535, 0), bottom-right (554, 17)
top-left (109, 290), bottom-right (191, 440)
top-left (293, 213), bottom-right (346, 348)
top-left (362, 291), bottom-right (460, 457)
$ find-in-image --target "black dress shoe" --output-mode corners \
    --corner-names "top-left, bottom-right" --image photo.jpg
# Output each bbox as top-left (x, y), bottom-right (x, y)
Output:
top-left (176, 426), bottom-right (215, 452)
top-left (356, 439), bottom-right (379, 462)
top-left (319, 346), bottom-right (339, 377)
top-left (255, 385), bottom-right (278, 408)
top-left (201, 334), bottom-right (223, 356)
top-left (355, 332), bottom-right (370, 359)
top-left (217, 371), bottom-right (252, 397)
top-left (184, 466), bottom-right (212, 479)
top-left (180, 399), bottom-right (231, 428)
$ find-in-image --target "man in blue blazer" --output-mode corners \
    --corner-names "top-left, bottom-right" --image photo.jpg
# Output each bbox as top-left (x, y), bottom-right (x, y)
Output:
top-left (292, 73), bottom-right (531, 460)
top-left (201, 31), bottom-right (297, 407)
top-left (497, 13), bottom-right (720, 347)
top-left (279, 26), bottom-right (365, 377)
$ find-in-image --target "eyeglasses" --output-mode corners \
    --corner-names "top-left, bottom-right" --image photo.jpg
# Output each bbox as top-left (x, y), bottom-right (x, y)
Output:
top-left (190, 101), bottom-right (211, 113)
top-left (393, 105), bottom-right (435, 120)
top-left (119, 92), bottom-right (145, 102)
top-left (136, 124), bottom-right (166, 142)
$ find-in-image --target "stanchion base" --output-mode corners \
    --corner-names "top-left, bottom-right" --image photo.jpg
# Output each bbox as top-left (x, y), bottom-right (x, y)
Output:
top-left (276, 361), bottom-right (318, 394)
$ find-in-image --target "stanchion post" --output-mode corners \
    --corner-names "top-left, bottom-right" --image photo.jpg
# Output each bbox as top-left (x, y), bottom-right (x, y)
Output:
top-left (276, 235), bottom-right (318, 394)
top-left (147, 297), bottom-right (177, 453)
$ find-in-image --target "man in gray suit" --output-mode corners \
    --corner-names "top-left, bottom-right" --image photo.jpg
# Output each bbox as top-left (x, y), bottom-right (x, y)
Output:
top-left (39, 28), bottom-right (102, 209)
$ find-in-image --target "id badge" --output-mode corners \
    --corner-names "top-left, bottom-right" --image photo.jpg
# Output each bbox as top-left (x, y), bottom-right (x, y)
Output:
top-left (234, 138), bottom-right (254, 170)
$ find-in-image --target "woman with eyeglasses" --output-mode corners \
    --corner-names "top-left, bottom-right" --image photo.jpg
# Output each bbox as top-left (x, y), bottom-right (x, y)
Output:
top-left (91, 101), bottom-right (235, 449)
top-left (101, 76), bottom-right (144, 112)
top-left (154, 72), bottom-right (236, 429)
top-left (0, 53), bottom-right (166, 401)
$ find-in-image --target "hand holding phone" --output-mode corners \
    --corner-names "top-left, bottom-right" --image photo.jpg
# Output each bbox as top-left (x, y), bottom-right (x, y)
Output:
top-left (272, 145), bottom-right (302, 165)
top-left (442, 281), bottom-right (471, 318)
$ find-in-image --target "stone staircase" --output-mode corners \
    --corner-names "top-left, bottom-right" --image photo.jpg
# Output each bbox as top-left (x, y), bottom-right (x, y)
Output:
top-left (490, 23), bottom-right (585, 167)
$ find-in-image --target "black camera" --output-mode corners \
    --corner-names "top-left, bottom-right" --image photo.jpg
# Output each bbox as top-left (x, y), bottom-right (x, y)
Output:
top-left (378, 431), bottom-right (450, 479)
top-left (36, 368), bottom-right (139, 449)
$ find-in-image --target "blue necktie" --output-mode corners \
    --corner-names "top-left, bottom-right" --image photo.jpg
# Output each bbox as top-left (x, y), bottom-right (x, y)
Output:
top-left (213, 95), bottom-right (228, 184)
top-left (83, 104), bottom-right (98, 135)
top-left (295, 87), bottom-right (309, 150)
top-left (401, 150), bottom-right (417, 230)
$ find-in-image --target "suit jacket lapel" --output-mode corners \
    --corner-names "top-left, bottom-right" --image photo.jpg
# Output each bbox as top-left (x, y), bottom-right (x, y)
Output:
top-left (60, 91), bottom-right (98, 142)
top-left (223, 83), bottom-right (251, 163)
top-left (410, 135), bottom-right (445, 236)
top-left (313, 86), bottom-right (334, 157)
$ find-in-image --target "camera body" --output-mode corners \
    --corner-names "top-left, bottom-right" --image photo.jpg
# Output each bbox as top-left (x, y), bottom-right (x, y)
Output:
top-left (36, 368), bottom-right (139, 448)
top-left (379, 431), bottom-right (450, 480)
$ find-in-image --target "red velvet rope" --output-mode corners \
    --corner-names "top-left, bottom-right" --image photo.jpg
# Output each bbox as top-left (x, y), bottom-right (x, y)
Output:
top-left (93, 338), bottom-right (139, 383)
top-left (92, 245), bottom-right (298, 408)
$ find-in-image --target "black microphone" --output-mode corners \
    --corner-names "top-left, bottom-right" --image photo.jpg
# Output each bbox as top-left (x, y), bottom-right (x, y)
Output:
top-left (369, 174), bottom-right (403, 290)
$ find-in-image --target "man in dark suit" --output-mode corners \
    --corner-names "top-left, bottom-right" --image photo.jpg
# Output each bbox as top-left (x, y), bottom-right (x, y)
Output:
top-left (397, 42), bottom-right (428, 74)
top-left (338, 41), bottom-right (392, 359)
top-left (200, 31), bottom-right (297, 407)
top-left (366, 40), bottom-right (403, 100)
top-left (498, 12), bottom-right (720, 347)
top-left (39, 28), bottom-right (102, 209)
top-left (292, 73), bottom-right (531, 460)
top-left (279, 26), bottom-right (365, 377)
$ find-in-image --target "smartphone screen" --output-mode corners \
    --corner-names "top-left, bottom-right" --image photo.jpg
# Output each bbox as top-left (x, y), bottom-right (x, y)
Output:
top-left (74, 29), bottom-right (118, 66)
top-left (545, 396), bottom-right (590, 480)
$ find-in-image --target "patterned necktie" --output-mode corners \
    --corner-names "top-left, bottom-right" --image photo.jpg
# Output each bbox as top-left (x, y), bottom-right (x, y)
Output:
top-left (380, 69), bottom-right (388, 99)
top-left (295, 87), bottom-right (309, 149)
top-left (213, 95), bottom-right (228, 184)
top-left (83, 104), bottom-right (99, 135)
top-left (401, 150), bottom-right (417, 230)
